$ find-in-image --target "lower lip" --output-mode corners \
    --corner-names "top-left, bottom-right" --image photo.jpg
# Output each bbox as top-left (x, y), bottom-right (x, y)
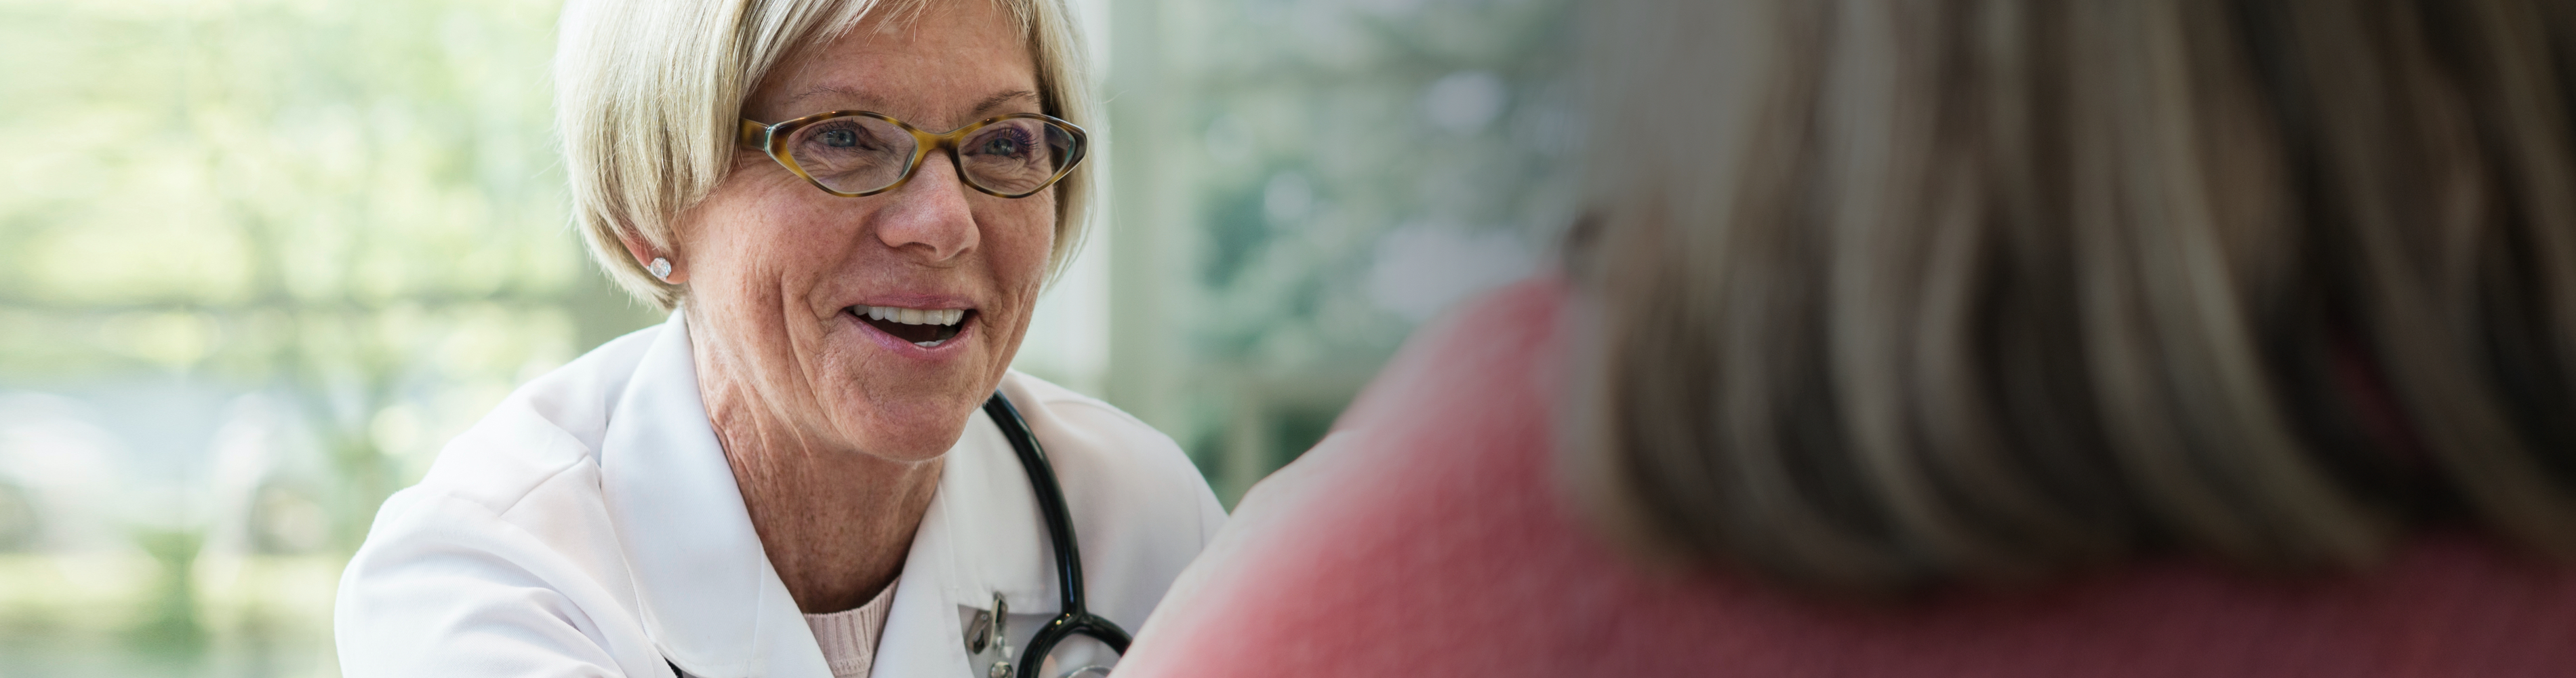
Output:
top-left (845, 310), bottom-right (976, 359)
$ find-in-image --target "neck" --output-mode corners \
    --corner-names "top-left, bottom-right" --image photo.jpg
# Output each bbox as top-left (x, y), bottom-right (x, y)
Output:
top-left (695, 338), bottom-right (942, 614)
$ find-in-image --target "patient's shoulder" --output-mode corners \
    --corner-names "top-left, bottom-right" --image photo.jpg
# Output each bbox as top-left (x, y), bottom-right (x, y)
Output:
top-left (1335, 275), bottom-right (1568, 436)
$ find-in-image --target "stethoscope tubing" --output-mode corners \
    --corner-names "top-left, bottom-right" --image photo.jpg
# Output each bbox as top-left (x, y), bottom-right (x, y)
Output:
top-left (982, 393), bottom-right (1133, 678)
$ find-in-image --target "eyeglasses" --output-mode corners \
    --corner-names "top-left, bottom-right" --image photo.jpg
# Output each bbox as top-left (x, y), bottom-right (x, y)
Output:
top-left (738, 111), bottom-right (1087, 199)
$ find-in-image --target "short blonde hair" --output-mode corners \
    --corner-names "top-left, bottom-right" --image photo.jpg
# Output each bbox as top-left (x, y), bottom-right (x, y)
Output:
top-left (555, 0), bottom-right (1097, 310)
top-left (1569, 0), bottom-right (2576, 593)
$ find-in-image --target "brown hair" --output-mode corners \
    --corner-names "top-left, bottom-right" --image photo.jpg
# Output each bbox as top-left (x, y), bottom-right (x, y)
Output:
top-left (1567, 0), bottom-right (2576, 593)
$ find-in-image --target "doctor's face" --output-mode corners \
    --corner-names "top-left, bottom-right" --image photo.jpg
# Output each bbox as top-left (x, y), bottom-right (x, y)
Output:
top-left (674, 0), bottom-right (1055, 461)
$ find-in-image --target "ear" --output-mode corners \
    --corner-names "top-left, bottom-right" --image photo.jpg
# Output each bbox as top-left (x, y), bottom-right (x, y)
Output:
top-left (616, 230), bottom-right (686, 283)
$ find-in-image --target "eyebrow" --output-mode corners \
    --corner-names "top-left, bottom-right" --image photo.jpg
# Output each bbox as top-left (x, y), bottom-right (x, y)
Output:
top-left (967, 89), bottom-right (1041, 115)
top-left (782, 85), bottom-right (877, 111)
top-left (776, 86), bottom-right (1042, 119)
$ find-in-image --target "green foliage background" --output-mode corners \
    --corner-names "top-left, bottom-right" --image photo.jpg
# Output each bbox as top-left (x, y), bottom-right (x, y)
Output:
top-left (1, 0), bottom-right (656, 674)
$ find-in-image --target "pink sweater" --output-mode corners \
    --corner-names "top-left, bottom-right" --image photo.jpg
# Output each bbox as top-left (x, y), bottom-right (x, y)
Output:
top-left (1116, 277), bottom-right (2576, 677)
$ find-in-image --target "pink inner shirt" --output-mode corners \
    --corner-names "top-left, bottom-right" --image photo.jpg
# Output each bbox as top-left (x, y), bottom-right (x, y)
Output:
top-left (803, 578), bottom-right (898, 678)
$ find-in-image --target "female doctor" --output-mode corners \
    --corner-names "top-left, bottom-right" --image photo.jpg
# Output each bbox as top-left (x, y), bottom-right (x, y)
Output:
top-left (332, 0), bottom-right (1225, 676)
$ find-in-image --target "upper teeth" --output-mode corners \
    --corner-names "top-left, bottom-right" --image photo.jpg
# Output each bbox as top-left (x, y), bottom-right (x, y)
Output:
top-left (859, 305), bottom-right (966, 326)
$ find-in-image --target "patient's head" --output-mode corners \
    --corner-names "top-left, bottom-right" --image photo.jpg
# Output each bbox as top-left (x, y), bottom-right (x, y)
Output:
top-left (1565, 0), bottom-right (2576, 593)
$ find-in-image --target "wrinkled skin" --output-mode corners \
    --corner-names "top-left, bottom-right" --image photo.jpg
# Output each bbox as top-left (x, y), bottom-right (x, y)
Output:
top-left (620, 0), bottom-right (1055, 613)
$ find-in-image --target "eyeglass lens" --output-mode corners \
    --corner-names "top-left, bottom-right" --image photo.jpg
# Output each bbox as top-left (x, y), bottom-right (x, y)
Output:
top-left (785, 116), bottom-right (1077, 196)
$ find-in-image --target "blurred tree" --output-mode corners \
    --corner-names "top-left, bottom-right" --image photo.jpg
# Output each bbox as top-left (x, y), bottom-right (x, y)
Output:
top-left (1107, 0), bottom-right (1578, 500)
top-left (1, 0), bottom-right (653, 671)
top-left (0, 0), bottom-right (653, 551)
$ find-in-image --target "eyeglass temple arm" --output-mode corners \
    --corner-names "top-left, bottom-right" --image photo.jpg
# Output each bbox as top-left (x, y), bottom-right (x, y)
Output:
top-left (738, 119), bottom-right (770, 151)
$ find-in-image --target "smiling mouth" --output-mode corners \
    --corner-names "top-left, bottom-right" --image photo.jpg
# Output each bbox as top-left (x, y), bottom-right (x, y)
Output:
top-left (850, 304), bottom-right (972, 347)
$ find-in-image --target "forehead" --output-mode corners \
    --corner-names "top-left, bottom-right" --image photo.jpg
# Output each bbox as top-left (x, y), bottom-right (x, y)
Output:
top-left (751, 0), bottom-right (1040, 126)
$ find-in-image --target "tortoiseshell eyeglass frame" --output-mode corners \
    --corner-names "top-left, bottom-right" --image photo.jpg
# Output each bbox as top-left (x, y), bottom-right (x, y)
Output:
top-left (737, 111), bottom-right (1089, 199)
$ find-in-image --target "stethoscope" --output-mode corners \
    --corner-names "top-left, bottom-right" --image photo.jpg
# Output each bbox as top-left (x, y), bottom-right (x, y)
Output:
top-left (962, 392), bottom-right (1130, 678)
top-left (664, 393), bottom-right (1128, 678)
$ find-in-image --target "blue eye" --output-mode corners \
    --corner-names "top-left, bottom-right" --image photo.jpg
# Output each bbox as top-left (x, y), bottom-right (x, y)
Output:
top-left (820, 129), bottom-right (858, 148)
top-left (975, 128), bottom-right (1036, 157)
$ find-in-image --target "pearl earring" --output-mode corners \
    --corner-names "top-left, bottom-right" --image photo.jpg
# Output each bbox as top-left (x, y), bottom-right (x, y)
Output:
top-left (647, 258), bottom-right (673, 282)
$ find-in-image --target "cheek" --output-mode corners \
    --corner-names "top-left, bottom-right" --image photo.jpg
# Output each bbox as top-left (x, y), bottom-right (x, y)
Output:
top-left (982, 199), bottom-right (1058, 291)
top-left (683, 189), bottom-right (753, 265)
top-left (697, 188), bottom-right (860, 288)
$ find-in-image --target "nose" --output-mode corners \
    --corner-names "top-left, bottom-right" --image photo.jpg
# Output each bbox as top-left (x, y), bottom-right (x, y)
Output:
top-left (870, 152), bottom-right (980, 262)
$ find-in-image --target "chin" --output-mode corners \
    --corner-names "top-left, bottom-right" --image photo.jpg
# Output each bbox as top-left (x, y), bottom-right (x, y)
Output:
top-left (816, 307), bottom-right (1028, 460)
top-left (834, 387), bottom-right (990, 461)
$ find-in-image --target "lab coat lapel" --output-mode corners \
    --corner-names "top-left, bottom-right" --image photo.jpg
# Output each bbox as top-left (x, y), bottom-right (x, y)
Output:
top-left (870, 403), bottom-right (1060, 678)
top-left (598, 315), bottom-right (830, 678)
top-left (598, 315), bottom-right (1054, 678)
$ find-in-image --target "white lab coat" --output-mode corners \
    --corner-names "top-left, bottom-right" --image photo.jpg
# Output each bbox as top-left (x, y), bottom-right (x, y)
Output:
top-left (334, 314), bottom-right (1226, 678)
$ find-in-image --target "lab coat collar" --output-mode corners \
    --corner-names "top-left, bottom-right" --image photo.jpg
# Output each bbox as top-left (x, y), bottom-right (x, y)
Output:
top-left (598, 313), bottom-right (826, 678)
top-left (597, 313), bottom-right (1060, 678)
